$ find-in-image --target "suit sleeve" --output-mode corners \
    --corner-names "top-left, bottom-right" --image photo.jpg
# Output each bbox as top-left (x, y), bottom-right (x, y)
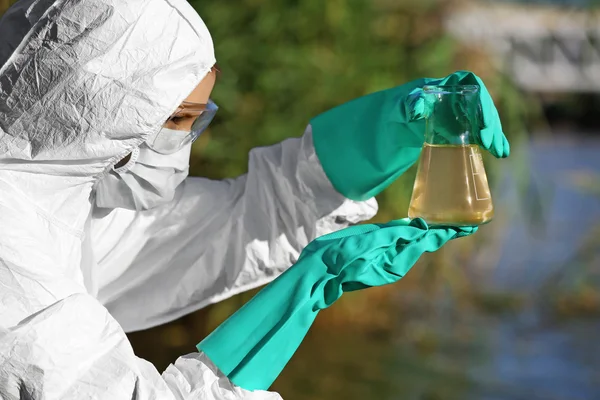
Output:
top-left (90, 126), bottom-right (378, 332)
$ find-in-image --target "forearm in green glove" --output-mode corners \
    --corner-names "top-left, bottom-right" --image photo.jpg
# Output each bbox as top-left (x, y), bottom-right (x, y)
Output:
top-left (310, 70), bottom-right (510, 201)
top-left (198, 219), bottom-right (476, 391)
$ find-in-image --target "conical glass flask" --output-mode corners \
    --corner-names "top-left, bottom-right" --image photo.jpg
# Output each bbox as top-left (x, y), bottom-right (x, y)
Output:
top-left (408, 85), bottom-right (494, 226)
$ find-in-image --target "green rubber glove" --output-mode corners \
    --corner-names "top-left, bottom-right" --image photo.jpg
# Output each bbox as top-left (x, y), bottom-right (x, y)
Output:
top-left (310, 70), bottom-right (510, 201)
top-left (198, 218), bottom-right (476, 391)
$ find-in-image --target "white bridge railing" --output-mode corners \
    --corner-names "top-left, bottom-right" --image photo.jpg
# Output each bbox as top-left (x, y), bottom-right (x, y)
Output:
top-left (446, 3), bottom-right (600, 92)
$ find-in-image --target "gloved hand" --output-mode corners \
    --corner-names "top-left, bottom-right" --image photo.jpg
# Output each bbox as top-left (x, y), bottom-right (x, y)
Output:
top-left (310, 70), bottom-right (510, 201)
top-left (198, 218), bottom-right (476, 391)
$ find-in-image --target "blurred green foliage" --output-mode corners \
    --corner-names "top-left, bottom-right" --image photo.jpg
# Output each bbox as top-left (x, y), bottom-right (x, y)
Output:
top-left (189, 0), bottom-right (536, 222)
top-left (184, 1), bottom-right (547, 357)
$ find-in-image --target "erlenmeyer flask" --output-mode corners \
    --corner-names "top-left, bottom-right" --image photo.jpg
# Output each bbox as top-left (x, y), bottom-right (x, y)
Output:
top-left (408, 85), bottom-right (494, 226)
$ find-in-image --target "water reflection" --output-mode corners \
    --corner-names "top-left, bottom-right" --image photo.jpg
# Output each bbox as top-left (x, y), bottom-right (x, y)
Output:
top-left (273, 310), bottom-right (600, 399)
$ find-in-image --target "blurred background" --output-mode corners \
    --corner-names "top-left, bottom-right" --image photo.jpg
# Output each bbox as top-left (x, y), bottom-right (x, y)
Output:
top-left (2, 0), bottom-right (600, 398)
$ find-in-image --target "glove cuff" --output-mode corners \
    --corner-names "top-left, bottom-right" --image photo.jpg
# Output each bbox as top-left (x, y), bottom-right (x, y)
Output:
top-left (311, 86), bottom-right (425, 201)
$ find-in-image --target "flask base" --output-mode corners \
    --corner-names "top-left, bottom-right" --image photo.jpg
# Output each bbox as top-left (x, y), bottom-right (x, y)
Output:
top-left (408, 209), bottom-right (494, 227)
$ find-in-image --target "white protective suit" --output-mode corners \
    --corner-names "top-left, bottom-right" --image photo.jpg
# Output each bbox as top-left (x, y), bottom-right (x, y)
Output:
top-left (0, 1), bottom-right (377, 399)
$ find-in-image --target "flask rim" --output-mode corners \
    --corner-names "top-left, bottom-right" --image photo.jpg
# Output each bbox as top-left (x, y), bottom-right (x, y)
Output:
top-left (423, 85), bottom-right (479, 95)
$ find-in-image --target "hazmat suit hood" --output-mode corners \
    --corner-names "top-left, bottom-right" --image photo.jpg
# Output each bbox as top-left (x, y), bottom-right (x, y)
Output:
top-left (0, 0), bottom-right (215, 232)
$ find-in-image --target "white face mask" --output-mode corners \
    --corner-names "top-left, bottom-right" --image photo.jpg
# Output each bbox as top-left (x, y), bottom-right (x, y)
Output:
top-left (94, 137), bottom-right (192, 210)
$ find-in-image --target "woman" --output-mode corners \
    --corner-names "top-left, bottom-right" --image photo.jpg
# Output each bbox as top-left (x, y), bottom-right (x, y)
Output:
top-left (0, 0), bottom-right (508, 399)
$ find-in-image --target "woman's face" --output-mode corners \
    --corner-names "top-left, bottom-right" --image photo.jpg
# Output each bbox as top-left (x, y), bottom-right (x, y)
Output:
top-left (163, 68), bottom-right (217, 131)
top-left (113, 67), bottom-right (217, 168)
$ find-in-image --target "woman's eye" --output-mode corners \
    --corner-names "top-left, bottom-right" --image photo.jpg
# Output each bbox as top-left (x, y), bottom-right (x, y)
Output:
top-left (170, 116), bottom-right (185, 123)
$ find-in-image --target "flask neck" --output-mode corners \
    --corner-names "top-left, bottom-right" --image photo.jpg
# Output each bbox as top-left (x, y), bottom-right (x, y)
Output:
top-left (422, 86), bottom-right (480, 146)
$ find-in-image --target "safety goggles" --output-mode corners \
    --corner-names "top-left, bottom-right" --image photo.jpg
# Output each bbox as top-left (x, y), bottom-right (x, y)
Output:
top-left (147, 99), bottom-right (219, 155)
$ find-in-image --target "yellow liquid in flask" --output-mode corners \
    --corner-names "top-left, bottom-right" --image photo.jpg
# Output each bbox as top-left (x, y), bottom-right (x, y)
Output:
top-left (408, 144), bottom-right (494, 226)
